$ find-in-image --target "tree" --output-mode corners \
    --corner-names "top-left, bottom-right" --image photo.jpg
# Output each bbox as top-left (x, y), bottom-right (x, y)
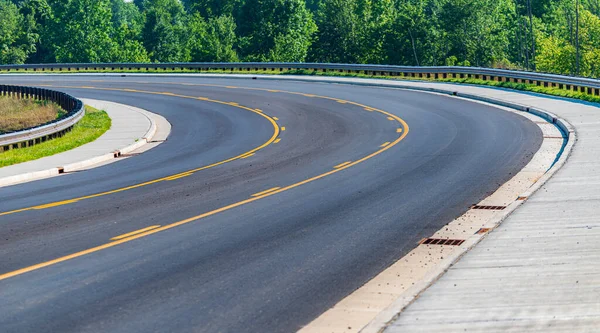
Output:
top-left (189, 14), bottom-right (238, 62)
top-left (183, 0), bottom-right (242, 17)
top-left (0, 0), bottom-right (37, 64)
top-left (309, 0), bottom-right (365, 63)
top-left (141, 0), bottom-right (191, 62)
top-left (238, 0), bottom-right (317, 61)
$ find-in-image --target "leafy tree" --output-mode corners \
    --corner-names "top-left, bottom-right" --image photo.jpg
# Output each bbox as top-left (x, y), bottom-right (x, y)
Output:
top-left (237, 0), bottom-right (317, 61)
top-left (189, 14), bottom-right (238, 62)
top-left (141, 0), bottom-right (191, 62)
top-left (44, 0), bottom-right (120, 63)
top-left (0, 0), bottom-right (37, 64)
top-left (309, 0), bottom-right (365, 63)
top-left (183, 0), bottom-right (242, 17)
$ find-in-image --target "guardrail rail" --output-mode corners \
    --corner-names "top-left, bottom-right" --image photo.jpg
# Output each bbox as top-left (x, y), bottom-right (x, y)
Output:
top-left (0, 85), bottom-right (84, 152)
top-left (2, 62), bottom-right (600, 96)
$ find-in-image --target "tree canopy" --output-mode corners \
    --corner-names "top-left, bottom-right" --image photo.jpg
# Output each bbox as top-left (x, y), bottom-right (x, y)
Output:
top-left (1, 0), bottom-right (599, 77)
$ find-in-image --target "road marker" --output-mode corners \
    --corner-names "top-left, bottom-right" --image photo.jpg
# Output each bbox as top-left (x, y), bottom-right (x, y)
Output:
top-left (251, 187), bottom-right (281, 197)
top-left (111, 225), bottom-right (161, 241)
top-left (334, 161), bottom-right (352, 169)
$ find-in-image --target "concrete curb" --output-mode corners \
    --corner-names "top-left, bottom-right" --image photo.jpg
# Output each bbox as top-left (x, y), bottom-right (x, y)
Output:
top-left (0, 100), bottom-right (163, 187)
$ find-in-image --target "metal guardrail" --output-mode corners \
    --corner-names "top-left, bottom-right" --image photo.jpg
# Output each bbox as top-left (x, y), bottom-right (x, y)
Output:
top-left (2, 62), bottom-right (600, 96)
top-left (0, 85), bottom-right (85, 152)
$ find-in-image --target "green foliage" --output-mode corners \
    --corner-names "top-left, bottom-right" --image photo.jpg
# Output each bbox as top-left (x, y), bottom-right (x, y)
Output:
top-left (237, 0), bottom-right (316, 61)
top-left (0, 0), bottom-right (37, 64)
top-left (141, 0), bottom-right (190, 62)
top-left (0, 0), bottom-right (599, 80)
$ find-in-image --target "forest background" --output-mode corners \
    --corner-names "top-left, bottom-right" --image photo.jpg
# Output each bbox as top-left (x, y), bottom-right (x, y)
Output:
top-left (1, 0), bottom-right (598, 77)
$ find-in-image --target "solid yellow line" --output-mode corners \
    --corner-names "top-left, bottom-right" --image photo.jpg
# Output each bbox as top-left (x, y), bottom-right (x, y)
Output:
top-left (251, 187), bottom-right (281, 197)
top-left (0, 87), bottom-right (280, 217)
top-left (334, 161), bottom-right (352, 169)
top-left (380, 142), bottom-right (391, 147)
top-left (110, 225), bottom-right (161, 241)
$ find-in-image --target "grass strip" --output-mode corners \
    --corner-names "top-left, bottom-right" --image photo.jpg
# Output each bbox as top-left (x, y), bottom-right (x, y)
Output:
top-left (0, 105), bottom-right (111, 167)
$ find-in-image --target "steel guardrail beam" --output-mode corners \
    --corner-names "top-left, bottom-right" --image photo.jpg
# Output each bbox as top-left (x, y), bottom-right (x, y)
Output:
top-left (0, 85), bottom-right (85, 152)
top-left (2, 62), bottom-right (599, 94)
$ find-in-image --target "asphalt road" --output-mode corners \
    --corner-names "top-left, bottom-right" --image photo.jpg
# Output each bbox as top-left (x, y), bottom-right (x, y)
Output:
top-left (0, 76), bottom-right (541, 333)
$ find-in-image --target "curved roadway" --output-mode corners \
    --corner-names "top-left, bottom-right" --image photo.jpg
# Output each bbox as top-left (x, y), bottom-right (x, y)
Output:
top-left (0, 76), bottom-right (541, 333)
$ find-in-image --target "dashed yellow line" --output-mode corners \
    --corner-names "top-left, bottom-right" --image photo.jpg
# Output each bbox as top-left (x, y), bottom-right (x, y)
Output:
top-left (251, 187), bottom-right (281, 197)
top-left (281, 127), bottom-right (286, 131)
top-left (334, 161), bottom-right (352, 169)
top-left (164, 173), bottom-right (194, 181)
top-left (240, 153), bottom-right (255, 159)
top-left (110, 225), bottom-right (161, 241)
top-left (274, 138), bottom-right (281, 144)
top-left (380, 142), bottom-right (391, 147)
top-left (32, 199), bottom-right (80, 210)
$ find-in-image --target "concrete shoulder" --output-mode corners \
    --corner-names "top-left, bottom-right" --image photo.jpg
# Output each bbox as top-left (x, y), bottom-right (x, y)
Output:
top-left (0, 99), bottom-right (171, 187)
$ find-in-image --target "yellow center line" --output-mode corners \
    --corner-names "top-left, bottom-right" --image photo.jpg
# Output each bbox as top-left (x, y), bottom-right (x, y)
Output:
top-left (0, 87), bottom-right (280, 217)
top-left (251, 187), bottom-right (281, 197)
top-left (334, 161), bottom-right (352, 169)
top-left (110, 225), bottom-right (161, 241)
top-left (0, 81), bottom-right (410, 281)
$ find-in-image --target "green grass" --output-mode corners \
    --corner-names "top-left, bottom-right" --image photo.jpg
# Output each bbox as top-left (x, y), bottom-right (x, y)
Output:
top-left (3, 66), bottom-right (599, 104)
top-left (0, 105), bottom-right (111, 167)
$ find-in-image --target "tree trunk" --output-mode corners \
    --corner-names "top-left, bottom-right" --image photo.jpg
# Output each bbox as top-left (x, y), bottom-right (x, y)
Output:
top-left (526, 0), bottom-right (535, 70)
top-left (576, 0), bottom-right (581, 75)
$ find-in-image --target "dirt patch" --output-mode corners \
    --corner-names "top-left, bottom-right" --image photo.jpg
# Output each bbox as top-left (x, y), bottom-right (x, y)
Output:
top-left (0, 96), bottom-right (63, 134)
